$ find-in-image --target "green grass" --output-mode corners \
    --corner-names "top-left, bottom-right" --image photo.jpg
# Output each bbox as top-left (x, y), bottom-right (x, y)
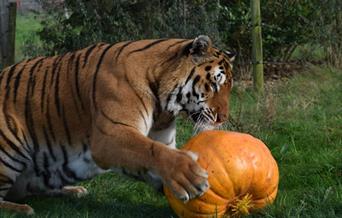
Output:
top-left (1, 66), bottom-right (341, 217)
top-left (15, 13), bottom-right (42, 62)
top-left (227, 66), bottom-right (342, 217)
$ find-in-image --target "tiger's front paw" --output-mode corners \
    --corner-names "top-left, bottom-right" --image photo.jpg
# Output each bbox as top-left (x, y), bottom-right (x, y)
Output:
top-left (158, 150), bottom-right (209, 202)
top-left (62, 186), bottom-right (89, 198)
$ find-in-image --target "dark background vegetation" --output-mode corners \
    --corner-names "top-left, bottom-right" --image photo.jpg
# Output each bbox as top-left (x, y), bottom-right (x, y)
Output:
top-left (20, 0), bottom-right (341, 78)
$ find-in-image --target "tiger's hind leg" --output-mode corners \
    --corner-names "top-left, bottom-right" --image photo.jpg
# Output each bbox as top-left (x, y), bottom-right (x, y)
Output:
top-left (0, 170), bottom-right (34, 215)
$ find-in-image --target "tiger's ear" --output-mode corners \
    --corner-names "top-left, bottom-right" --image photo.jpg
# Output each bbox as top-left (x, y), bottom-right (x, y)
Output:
top-left (190, 35), bottom-right (212, 64)
top-left (224, 50), bottom-right (236, 62)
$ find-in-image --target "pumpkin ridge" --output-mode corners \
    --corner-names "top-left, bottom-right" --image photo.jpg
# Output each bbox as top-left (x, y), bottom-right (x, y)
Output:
top-left (249, 181), bottom-right (278, 201)
top-left (204, 188), bottom-right (230, 204)
top-left (205, 140), bottom-right (238, 197)
top-left (187, 142), bottom-right (234, 200)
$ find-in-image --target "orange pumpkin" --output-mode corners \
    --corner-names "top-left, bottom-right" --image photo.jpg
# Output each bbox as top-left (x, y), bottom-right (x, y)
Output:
top-left (164, 130), bottom-right (279, 218)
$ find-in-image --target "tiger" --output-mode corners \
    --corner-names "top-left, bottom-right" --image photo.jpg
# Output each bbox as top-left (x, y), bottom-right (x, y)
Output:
top-left (0, 35), bottom-right (235, 215)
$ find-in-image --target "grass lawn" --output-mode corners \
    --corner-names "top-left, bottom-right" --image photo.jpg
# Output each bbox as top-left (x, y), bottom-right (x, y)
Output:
top-left (1, 66), bottom-right (340, 217)
top-left (15, 13), bottom-right (42, 62)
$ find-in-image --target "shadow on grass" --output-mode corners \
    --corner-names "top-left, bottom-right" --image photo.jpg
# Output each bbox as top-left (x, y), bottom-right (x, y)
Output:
top-left (2, 193), bottom-right (174, 218)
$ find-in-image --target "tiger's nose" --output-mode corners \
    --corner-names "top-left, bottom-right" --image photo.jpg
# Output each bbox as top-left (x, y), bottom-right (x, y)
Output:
top-left (216, 113), bottom-right (227, 123)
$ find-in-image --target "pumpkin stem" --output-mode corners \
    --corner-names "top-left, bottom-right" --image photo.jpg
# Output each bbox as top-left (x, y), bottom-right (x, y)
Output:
top-left (228, 193), bottom-right (254, 217)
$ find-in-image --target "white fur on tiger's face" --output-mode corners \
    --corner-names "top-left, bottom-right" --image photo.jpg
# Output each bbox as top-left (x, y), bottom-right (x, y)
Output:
top-left (162, 49), bottom-right (234, 133)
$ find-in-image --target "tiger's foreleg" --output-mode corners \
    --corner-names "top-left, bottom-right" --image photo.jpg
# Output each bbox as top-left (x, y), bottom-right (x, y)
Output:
top-left (91, 120), bottom-right (209, 202)
top-left (0, 166), bottom-right (34, 215)
top-left (145, 120), bottom-right (177, 191)
top-left (41, 186), bottom-right (88, 198)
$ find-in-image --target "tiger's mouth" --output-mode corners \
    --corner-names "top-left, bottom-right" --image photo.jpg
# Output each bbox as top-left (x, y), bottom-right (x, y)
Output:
top-left (189, 109), bottom-right (217, 134)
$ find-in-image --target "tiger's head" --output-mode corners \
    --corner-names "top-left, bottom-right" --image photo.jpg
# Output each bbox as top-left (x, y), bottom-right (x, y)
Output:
top-left (162, 35), bottom-right (236, 132)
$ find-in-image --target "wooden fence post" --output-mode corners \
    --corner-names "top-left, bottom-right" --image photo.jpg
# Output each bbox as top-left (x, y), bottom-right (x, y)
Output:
top-left (251, 0), bottom-right (264, 95)
top-left (0, 0), bottom-right (16, 69)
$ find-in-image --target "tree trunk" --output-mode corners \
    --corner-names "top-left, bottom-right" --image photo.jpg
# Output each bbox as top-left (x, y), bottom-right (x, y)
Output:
top-left (0, 0), bottom-right (16, 69)
top-left (251, 0), bottom-right (264, 95)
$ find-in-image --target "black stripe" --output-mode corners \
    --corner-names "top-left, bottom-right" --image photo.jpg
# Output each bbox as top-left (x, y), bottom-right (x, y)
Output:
top-left (57, 169), bottom-right (72, 186)
top-left (5, 62), bottom-right (20, 90)
top-left (205, 83), bottom-right (210, 92)
top-left (40, 67), bottom-right (50, 113)
top-left (0, 156), bottom-right (22, 173)
top-left (42, 152), bottom-right (55, 189)
top-left (82, 44), bottom-right (98, 67)
top-left (0, 68), bottom-right (6, 86)
top-left (29, 61), bottom-right (43, 97)
top-left (61, 107), bottom-right (72, 146)
top-left (165, 84), bottom-right (178, 110)
top-left (0, 187), bottom-right (11, 191)
top-left (74, 53), bottom-right (85, 111)
top-left (149, 81), bottom-right (161, 113)
top-left (176, 86), bottom-right (183, 103)
top-left (60, 145), bottom-right (83, 181)
top-left (46, 96), bottom-right (56, 142)
top-left (49, 56), bottom-right (63, 87)
top-left (92, 44), bottom-right (115, 110)
top-left (54, 55), bottom-right (66, 117)
top-left (24, 59), bottom-right (44, 176)
top-left (42, 127), bottom-right (57, 162)
top-left (69, 53), bottom-right (85, 120)
top-left (12, 64), bottom-right (27, 104)
top-left (135, 91), bottom-right (149, 117)
top-left (66, 52), bottom-right (76, 81)
top-left (211, 82), bottom-right (218, 92)
top-left (21, 133), bottom-right (32, 154)
top-left (115, 41), bottom-right (135, 62)
top-left (160, 52), bottom-right (179, 67)
top-left (192, 75), bottom-right (200, 86)
top-left (82, 143), bottom-right (88, 153)
top-left (128, 39), bottom-right (169, 55)
top-left (24, 59), bottom-right (44, 151)
top-left (0, 130), bottom-right (30, 161)
top-left (3, 64), bottom-right (20, 121)
top-left (166, 39), bottom-right (189, 50)
top-left (2, 115), bottom-right (23, 148)
top-left (184, 67), bottom-right (195, 85)
top-left (3, 71), bottom-right (24, 146)
top-left (0, 131), bottom-right (27, 167)
top-left (100, 110), bottom-right (136, 129)
top-left (192, 75), bottom-right (201, 99)
top-left (182, 42), bottom-right (193, 56)
top-left (125, 73), bottom-right (150, 118)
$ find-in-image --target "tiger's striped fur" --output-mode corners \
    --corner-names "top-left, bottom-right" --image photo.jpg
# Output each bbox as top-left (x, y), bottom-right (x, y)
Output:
top-left (0, 35), bottom-right (235, 214)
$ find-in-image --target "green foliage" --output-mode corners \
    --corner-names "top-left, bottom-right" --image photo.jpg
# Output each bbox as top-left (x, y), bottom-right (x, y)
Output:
top-left (37, 0), bottom-right (222, 55)
top-left (15, 13), bottom-right (44, 60)
top-left (12, 0), bottom-right (339, 75)
top-left (32, 0), bottom-right (341, 75)
top-left (218, 0), bottom-right (319, 61)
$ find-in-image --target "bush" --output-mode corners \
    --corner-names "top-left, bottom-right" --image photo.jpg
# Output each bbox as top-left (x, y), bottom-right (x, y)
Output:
top-left (32, 0), bottom-right (341, 75)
